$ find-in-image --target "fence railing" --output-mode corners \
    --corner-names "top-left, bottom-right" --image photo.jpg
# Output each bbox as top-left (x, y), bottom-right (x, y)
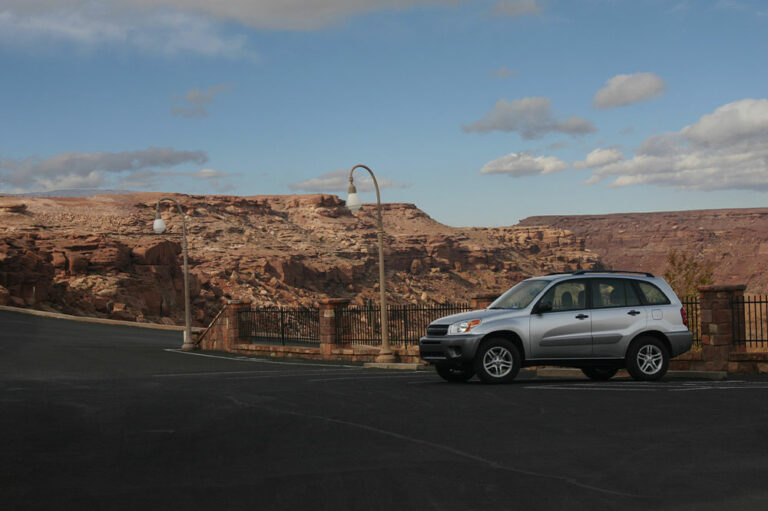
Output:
top-left (238, 307), bottom-right (320, 346)
top-left (335, 302), bottom-right (473, 346)
top-left (680, 296), bottom-right (701, 346)
top-left (732, 294), bottom-right (768, 350)
top-left (233, 298), bottom-right (712, 349)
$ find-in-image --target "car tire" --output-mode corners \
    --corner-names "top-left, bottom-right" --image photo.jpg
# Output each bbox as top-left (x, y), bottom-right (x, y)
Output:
top-left (626, 336), bottom-right (670, 381)
top-left (581, 366), bottom-right (619, 381)
top-left (435, 365), bottom-right (475, 383)
top-left (474, 338), bottom-right (521, 384)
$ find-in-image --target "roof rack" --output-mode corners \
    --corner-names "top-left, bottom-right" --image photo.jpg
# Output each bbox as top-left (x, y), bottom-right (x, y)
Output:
top-left (572, 270), bottom-right (655, 277)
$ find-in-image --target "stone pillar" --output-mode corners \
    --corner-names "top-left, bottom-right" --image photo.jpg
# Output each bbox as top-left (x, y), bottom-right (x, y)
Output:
top-left (698, 285), bottom-right (745, 371)
top-left (318, 298), bottom-right (350, 355)
top-left (471, 293), bottom-right (499, 310)
top-left (222, 300), bottom-right (251, 351)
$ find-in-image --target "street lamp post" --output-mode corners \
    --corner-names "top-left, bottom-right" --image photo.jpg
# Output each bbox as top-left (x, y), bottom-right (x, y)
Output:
top-left (345, 164), bottom-right (396, 363)
top-left (153, 197), bottom-right (194, 351)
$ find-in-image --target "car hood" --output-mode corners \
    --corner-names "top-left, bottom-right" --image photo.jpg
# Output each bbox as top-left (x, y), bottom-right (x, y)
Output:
top-left (429, 308), bottom-right (528, 325)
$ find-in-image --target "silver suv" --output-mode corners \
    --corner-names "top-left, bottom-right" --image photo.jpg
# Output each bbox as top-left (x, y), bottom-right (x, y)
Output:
top-left (419, 271), bottom-right (693, 383)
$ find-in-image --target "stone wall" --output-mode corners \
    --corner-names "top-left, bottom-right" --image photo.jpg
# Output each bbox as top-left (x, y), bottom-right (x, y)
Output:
top-left (196, 297), bottom-right (424, 363)
top-left (200, 289), bottom-right (768, 373)
top-left (670, 284), bottom-right (768, 374)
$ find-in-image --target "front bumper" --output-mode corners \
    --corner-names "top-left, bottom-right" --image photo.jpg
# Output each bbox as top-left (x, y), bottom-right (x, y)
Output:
top-left (419, 334), bottom-right (484, 367)
top-left (668, 331), bottom-right (694, 357)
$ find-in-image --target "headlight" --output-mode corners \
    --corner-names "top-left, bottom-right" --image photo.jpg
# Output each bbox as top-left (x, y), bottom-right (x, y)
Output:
top-left (448, 319), bottom-right (482, 335)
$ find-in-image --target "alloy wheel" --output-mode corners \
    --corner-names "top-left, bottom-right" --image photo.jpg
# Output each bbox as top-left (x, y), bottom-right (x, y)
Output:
top-left (637, 344), bottom-right (663, 375)
top-left (482, 346), bottom-right (513, 378)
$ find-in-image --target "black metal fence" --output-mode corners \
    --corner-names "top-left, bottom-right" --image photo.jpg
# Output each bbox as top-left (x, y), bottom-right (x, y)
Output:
top-left (238, 307), bottom-right (320, 346)
top-left (233, 298), bottom-right (712, 349)
top-left (335, 302), bottom-right (473, 346)
top-left (732, 294), bottom-right (768, 350)
top-left (680, 296), bottom-right (701, 346)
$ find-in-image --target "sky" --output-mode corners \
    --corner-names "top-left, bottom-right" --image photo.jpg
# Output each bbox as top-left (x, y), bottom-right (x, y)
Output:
top-left (0, 0), bottom-right (767, 226)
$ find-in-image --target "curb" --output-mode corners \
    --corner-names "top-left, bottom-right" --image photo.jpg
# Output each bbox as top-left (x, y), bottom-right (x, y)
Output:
top-left (665, 370), bottom-right (728, 380)
top-left (535, 367), bottom-right (727, 380)
top-left (363, 362), bottom-right (428, 371)
top-left (0, 305), bottom-right (204, 333)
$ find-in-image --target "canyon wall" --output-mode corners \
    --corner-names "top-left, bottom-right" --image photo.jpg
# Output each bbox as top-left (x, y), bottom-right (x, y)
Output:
top-left (0, 193), bottom-right (598, 326)
top-left (520, 208), bottom-right (768, 293)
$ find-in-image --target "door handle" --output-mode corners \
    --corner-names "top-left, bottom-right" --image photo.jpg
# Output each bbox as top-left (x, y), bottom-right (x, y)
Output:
top-left (627, 310), bottom-right (641, 316)
top-left (575, 314), bottom-right (589, 320)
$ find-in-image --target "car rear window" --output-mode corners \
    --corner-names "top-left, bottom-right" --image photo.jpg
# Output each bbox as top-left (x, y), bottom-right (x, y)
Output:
top-left (636, 281), bottom-right (670, 305)
top-left (592, 279), bottom-right (643, 308)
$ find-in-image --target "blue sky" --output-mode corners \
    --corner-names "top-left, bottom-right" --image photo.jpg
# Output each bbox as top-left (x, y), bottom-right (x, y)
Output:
top-left (1, 0), bottom-right (767, 226)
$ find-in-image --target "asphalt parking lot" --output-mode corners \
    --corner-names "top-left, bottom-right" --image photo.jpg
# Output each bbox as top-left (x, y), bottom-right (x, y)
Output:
top-left (2, 309), bottom-right (768, 510)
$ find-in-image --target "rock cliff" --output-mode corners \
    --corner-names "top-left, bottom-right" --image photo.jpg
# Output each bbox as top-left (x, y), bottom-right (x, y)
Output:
top-left (0, 193), bottom-right (598, 326)
top-left (520, 208), bottom-right (768, 293)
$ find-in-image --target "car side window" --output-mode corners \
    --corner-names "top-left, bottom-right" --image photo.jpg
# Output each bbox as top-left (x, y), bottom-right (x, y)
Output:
top-left (539, 281), bottom-right (587, 312)
top-left (592, 279), bottom-right (642, 308)
top-left (636, 282), bottom-right (671, 305)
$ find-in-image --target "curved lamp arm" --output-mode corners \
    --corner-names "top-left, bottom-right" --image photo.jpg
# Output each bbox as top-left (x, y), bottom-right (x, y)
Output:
top-left (345, 164), bottom-right (394, 362)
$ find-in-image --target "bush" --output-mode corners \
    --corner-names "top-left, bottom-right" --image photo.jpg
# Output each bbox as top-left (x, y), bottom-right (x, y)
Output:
top-left (663, 248), bottom-right (715, 297)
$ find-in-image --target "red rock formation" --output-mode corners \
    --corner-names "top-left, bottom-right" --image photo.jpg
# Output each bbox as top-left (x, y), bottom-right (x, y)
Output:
top-left (520, 208), bottom-right (768, 293)
top-left (0, 237), bottom-right (55, 306)
top-left (0, 192), bottom-right (599, 326)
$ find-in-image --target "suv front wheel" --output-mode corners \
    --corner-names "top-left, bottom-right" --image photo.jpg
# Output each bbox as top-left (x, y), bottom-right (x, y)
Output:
top-left (626, 336), bottom-right (669, 381)
top-left (474, 338), bottom-right (521, 384)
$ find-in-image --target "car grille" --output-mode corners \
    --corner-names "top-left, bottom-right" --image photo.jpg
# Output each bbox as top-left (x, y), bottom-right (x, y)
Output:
top-left (426, 324), bottom-right (449, 336)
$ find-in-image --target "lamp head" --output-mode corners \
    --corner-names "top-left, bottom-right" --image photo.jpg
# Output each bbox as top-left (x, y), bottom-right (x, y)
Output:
top-left (345, 182), bottom-right (361, 214)
top-left (153, 213), bottom-right (167, 234)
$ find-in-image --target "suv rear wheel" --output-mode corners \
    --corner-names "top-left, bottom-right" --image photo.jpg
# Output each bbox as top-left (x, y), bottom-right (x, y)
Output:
top-left (581, 366), bottom-right (619, 381)
top-left (435, 365), bottom-right (475, 383)
top-left (474, 338), bottom-right (521, 384)
top-left (626, 336), bottom-right (669, 381)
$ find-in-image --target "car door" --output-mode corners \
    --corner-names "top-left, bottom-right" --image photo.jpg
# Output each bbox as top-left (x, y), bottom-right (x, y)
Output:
top-left (530, 279), bottom-right (592, 359)
top-left (589, 278), bottom-right (647, 358)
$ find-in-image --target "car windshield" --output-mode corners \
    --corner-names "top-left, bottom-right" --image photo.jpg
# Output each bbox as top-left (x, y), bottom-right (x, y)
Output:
top-left (488, 279), bottom-right (549, 309)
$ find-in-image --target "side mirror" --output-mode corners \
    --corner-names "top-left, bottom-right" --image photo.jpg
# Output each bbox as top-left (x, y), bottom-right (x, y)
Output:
top-left (533, 301), bottom-right (552, 314)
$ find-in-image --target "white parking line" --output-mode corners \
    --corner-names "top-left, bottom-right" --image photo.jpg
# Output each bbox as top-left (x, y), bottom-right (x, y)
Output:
top-left (669, 385), bottom-right (768, 392)
top-left (524, 381), bottom-right (768, 392)
top-left (163, 349), bottom-right (359, 368)
top-left (524, 385), bottom-right (655, 391)
top-left (221, 370), bottom-right (377, 381)
top-left (153, 369), bottom-right (368, 378)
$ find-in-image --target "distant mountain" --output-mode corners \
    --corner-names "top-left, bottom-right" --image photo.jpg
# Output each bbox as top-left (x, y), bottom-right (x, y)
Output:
top-left (2, 189), bottom-right (137, 198)
top-left (520, 208), bottom-right (768, 293)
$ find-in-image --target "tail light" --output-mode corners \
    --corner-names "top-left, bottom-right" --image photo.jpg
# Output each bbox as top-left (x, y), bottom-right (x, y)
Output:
top-left (680, 306), bottom-right (689, 328)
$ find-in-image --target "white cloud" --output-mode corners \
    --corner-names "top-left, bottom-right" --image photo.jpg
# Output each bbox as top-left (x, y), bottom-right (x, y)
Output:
top-left (491, 0), bottom-right (541, 18)
top-left (195, 168), bottom-right (228, 179)
top-left (480, 152), bottom-right (568, 177)
top-left (288, 169), bottom-right (408, 193)
top-left (0, 147), bottom-right (209, 192)
top-left (0, 5), bottom-right (254, 59)
top-left (137, 0), bottom-right (463, 30)
top-left (574, 148), bottom-right (625, 169)
top-left (586, 98), bottom-right (768, 191)
top-left (491, 66), bottom-right (517, 79)
top-left (118, 167), bottom-right (231, 189)
top-left (172, 83), bottom-right (232, 118)
top-left (592, 72), bottom-right (667, 109)
top-left (1, 0), bottom-right (463, 36)
top-left (463, 97), bottom-right (597, 139)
